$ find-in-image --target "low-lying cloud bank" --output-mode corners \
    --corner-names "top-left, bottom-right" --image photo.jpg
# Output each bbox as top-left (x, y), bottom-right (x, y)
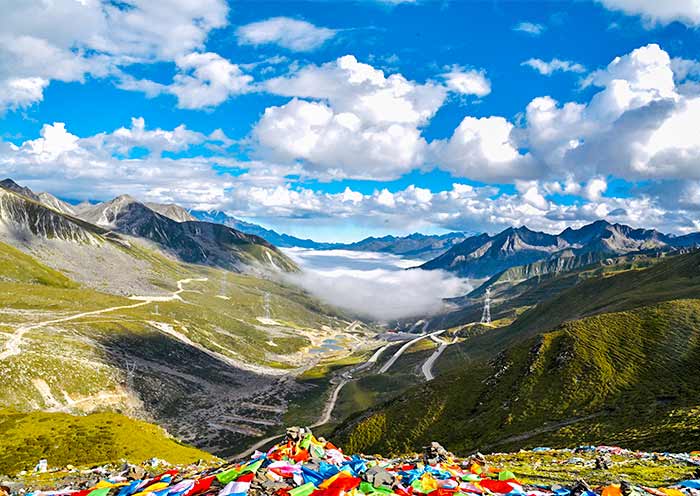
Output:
top-left (282, 248), bottom-right (471, 322)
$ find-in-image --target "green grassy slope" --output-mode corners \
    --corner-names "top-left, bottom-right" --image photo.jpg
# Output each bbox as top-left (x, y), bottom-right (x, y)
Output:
top-left (334, 251), bottom-right (700, 456)
top-left (0, 238), bottom-right (357, 459)
top-left (0, 241), bottom-right (78, 288)
top-left (0, 409), bottom-right (216, 476)
top-left (432, 253), bottom-right (669, 331)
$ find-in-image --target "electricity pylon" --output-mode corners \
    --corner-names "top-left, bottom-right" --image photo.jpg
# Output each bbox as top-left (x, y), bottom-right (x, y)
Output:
top-left (481, 288), bottom-right (492, 324)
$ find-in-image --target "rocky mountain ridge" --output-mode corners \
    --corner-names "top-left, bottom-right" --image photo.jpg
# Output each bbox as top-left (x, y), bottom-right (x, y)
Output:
top-left (420, 220), bottom-right (700, 279)
top-left (0, 180), bottom-right (297, 275)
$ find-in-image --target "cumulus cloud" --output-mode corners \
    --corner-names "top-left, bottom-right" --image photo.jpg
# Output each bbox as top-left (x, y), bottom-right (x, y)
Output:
top-left (0, 0), bottom-right (230, 111)
top-left (236, 17), bottom-right (336, 52)
top-left (441, 66), bottom-right (491, 97)
top-left (2, 118), bottom-right (700, 235)
top-left (282, 248), bottom-right (470, 321)
top-left (250, 44), bottom-right (700, 185)
top-left (596, 0), bottom-right (700, 27)
top-left (0, 77), bottom-right (49, 111)
top-left (169, 52), bottom-right (253, 109)
top-left (222, 178), bottom-right (699, 236)
top-left (522, 58), bottom-right (586, 76)
top-left (253, 98), bottom-right (426, 180)
top-left (431, 43), bottom-right (700, 186)
top-left (0, 119), bottom-right (234, 205)
top-left (253, 55), bottom-right (447, 179)
top-left (263, 55), bottom-right (447, 125)
top-left (429, 116), bottom-right (537, 182)
top-left (116, 52), bottom-right (254, 110)
top-left (513, 22), bottom-right (546, 35)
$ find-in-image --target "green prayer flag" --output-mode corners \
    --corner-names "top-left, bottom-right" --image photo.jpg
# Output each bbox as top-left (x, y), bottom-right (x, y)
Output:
top-left (216, 458), bottom-right (264, 484)
top-left (299, 433), bottom-right (312, 449)
top-left (288, 482), bottom-right (316, 496)
top-left (88, 488), bottom-right (112, 496)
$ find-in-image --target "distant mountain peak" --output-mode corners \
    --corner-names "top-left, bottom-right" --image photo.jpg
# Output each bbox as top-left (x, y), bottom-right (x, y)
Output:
top-left (421, 219), bottom-right (690, 279)
top-left (0, 178), bottom-right (41, 202)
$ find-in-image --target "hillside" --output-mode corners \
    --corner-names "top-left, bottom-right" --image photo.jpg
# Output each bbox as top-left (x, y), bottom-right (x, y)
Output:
top-left (334, 250), bottom-right (700, 455)
top-left (427, 253), bottom-right (668, 331)
top-left (0, 238), bottom-right (375, 455)
top-left (0, 409), bottom-right (216, 476)
top-left (75, 195), bottom-right (297, 273)
top-left (420, 221), bottom-right (695, 279)
top-left (0, 183), bottom-right (297, 296)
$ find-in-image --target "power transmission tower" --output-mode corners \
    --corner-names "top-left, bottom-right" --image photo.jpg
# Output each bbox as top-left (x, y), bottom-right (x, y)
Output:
top-left (481, 288), bottom-right (492, 324)
top-left (124, 360), bottom-right (137, 390)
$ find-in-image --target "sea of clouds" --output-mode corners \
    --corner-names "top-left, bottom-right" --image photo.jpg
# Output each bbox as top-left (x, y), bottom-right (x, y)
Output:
top-left (282, 248), bottom-right (472, 322)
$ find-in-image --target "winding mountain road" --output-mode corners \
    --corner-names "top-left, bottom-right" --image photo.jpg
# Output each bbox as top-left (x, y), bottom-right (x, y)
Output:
top-left (421, 336), bottom-right (457, 381)
top-left (232, 341), bottom-right (391, 460)
top-left (0, 278), bottom-right (208, 361)
top-left (378, 329), bottom-right (445, 374)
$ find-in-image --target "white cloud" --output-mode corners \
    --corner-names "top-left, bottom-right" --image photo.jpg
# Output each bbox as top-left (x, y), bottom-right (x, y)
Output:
top-left (82, 117), bottom-right (227, 156)
top-left (0, 119), bottom-right (233, 205)
top-left (253, 98), bottom-right (426, 180)
top-left (116, 52), bottom-right (255, 109)
top-left (283, 248), bottom-right (470, 321)
top-left (513, 22), bottom-right (546, 35)
top-left (441, 66), bottom-right (491, 97)
top-left (236, 17), bottom-right (336, 52)
top-left (671, 56), bottom-right (700, 82)
top-left (0, 0), bottom-right (229, 111)
top-left (516, 181), bottom-right (550, 210)
top-left (169, 52), bottom-right (253, 109)
top-left (253, 55), bottom-right (447, 179)
top-left (583, 177), bottom-right (608, 200)
top-left (263, 55), bottom-right (447, 126)
top-left (429, 116), bottom-right (537, 182)
top-left (437, 43), bottom-right (700, 185)
top-left (0, 77), bottom-right (49, 111)
top-left (3, 119), bottom-right (700, 237)
top-left (522, 58), bottom-right (586, 76)
top-left (596, 0), bottom-right (700, 27)
top-left (222, 179), bottom-right (697, 236)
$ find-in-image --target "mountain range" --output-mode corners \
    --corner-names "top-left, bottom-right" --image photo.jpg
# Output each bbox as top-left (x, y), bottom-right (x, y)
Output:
top-left (334, 247), bottom-right (700, 455)
top-left (190, 209), bottom-right (469, 259)
top-left (420, 221), bottom-right (700, 279)
top-left (2, 176), bottom-right (700, 470)
top-left (0, 179), bottom-right (296, 283)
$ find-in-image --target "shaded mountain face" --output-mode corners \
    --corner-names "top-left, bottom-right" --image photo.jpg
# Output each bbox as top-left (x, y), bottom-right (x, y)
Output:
top-left (191, 209), bottom-right (468, 258)
top-left (0, 188), bottom-right (105, 244)
top-left (420, 220), bottom-right (697, 279)
top-left (76, 196), bottom-right (297, 272)
top-left (0, 180), bottom-right (296, 274)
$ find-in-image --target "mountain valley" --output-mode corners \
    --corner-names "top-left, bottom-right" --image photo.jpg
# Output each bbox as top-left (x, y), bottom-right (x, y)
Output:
top-left (1, 178), bottom-right (700, 480)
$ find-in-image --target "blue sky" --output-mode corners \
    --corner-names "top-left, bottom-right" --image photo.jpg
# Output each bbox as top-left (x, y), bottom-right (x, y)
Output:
top-left (2, 0), bottom-right (700, 242)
